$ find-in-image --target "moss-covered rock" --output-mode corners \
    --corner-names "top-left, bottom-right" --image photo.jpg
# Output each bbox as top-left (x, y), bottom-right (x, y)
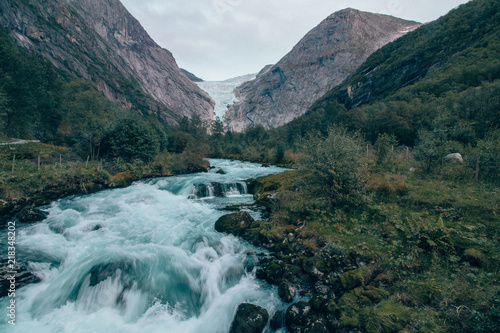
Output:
top-left (306, 318), bottom-right (329, 333)
top-left (340, 265), bottom-right (375, 290)
top-left (214, 211), bottom-right (254, 236)
top-left (278, 280), bottom-right (297, 303)
top-left (462, 248), bottom-right (484, 267)
top-left (229, 303), bottom-right (269, 333)
top-left (17, 205), bottom-right (47, 223)
top-left (264, 263), bottom-right (284, 284)
top-left (286, 301), bottom-right (312, 328)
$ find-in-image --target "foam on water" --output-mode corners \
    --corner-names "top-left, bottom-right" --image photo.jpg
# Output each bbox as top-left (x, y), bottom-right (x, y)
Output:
top-left (0, 160), bottom-right (287, 333)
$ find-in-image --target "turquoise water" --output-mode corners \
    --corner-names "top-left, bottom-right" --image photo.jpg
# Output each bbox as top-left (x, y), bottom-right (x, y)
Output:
top-left (1, 159), bottom-right (287, 333)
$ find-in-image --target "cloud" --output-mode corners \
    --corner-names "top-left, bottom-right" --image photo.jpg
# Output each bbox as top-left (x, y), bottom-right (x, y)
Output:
top-left (121, 0), bottom-right (470, 80)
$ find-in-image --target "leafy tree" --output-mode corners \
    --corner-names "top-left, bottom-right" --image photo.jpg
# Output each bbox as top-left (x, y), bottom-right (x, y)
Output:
top-left (274, 143), bottom-right (285, 164)
top-left (297, 127), bottom-right (367, 208)
top-left (0, 86), bottom-right (9, 134)
top-left (211, 116), bottom-right (224, 137)
top-left (475, 130), bottom-right (500, 183)
top-left (59, 81), bottom-right (120, 158)
top-left (374, 133), bottom-right (398, 166)
top-left (106, 116), bottom-right (160, 162)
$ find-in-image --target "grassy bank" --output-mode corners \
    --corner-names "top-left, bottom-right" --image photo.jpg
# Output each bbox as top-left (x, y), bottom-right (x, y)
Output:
top-left (0, 142), bottom-right (209, 222)
top-left (237, 145), bottom-right (499, 332)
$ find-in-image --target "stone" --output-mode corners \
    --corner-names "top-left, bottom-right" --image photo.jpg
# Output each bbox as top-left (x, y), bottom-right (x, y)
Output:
top-left (214, 211), bottom-right (254, 236)
top-left (278, 280), bottom-right (297, 303)
top-left (445, 153), bottom-right (464, 163)
top-left (270, 310), bottom-right (285, 331)
top-left (17, 206), bottom-right (46, 223)
top-left (306, 319), bottom-right (329, 333)
top-left (285, 301), bottom-right (312, 328)
top-left (229, 303), bottom-right (269, 333)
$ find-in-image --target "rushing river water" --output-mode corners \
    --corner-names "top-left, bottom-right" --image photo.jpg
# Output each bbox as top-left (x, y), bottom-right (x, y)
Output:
top-left (1, 159), bottom-right (287, 333)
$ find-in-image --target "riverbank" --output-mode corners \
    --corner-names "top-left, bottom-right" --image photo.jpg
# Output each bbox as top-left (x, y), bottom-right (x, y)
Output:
top-left (220, 169), bottom-right (500, 332)
top-left (0, 142), bottom-right (209, 225)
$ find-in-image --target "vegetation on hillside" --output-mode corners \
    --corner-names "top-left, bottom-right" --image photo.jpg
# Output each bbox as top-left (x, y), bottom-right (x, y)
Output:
top-left (241, 126), bottom-right (499, 332)
top-left (0, 28), bottom-right (210, 217)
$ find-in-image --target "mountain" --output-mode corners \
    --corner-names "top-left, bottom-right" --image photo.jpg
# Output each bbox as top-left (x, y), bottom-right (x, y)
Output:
top-left (181, 69), bottom-right (204, 82)
top-left (223, 9), bottom-right (420, 132)
top-left (307, 0), bottom-right (500, 144)
top-left (0, 0), bottom-right (214, 124)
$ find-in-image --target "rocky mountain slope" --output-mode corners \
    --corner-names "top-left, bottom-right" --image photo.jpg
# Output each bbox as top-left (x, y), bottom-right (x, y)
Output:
top-left (224, 8), bottom-right (420, 132)
top-left (313, 0), bottom-right (500, 111)
top-left (0, 0), bottom-right (214, 123)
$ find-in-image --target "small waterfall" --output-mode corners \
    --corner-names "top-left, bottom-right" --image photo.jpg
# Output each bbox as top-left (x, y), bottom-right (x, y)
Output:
top-left (188, 182), bottom-right (248, 199)
top-left (1, 159), bottom-right (286, 333)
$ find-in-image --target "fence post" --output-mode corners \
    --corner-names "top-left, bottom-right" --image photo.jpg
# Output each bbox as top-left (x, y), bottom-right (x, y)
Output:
top-left (475, 155), bottom-right (480, 182)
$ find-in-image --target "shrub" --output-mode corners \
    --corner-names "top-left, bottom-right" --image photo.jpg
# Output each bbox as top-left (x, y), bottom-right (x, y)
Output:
top-left (297, 127), bottom-right (368, 208)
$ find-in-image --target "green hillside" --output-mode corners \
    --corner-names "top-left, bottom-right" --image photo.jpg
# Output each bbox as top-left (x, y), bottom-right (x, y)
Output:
top-left (0, 28), bottom-right (209, 216)
top-left (309, 0), bottom-right (500, 145)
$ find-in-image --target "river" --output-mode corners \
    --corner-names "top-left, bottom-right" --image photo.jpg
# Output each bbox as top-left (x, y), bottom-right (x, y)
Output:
top-left (0, 159), bottom-right (287, 333)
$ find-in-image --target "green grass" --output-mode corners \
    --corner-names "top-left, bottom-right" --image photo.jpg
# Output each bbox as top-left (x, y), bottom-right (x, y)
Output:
top-left (253, 162), bottom-right (500, 332)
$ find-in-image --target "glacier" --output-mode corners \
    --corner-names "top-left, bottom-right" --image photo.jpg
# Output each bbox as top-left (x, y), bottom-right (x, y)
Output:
top-left (197, 74), bottom-right (256, 119)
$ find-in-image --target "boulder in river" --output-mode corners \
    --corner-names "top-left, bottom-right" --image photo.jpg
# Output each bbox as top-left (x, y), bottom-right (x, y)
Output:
top-left (17, 205), bottom-right (47, 223)
top-left (229, 303), bottom-right (269, 333)
top-left (215, 211), bottom-right (254, 236)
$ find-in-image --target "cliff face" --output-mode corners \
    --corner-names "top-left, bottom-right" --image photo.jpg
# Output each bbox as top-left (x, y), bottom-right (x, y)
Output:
top-left (224, 8), bottom-right (420, 132)
top-left (0, 0), bottom-right (214, 123)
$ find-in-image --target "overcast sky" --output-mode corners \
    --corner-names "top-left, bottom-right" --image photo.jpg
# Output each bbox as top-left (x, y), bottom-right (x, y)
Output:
top-left (120, 0), bottom-right (471, 81)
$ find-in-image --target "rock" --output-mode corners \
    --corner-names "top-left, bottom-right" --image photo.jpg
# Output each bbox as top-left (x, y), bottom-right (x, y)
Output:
top-left (17, 206), bottom-right (47, 223)
top-left (270, 310), bottom-right (285, 330)
top-left (214, 211), bottom-right (254, 236)
top-left (285, 301), bottom-right (312, 328)
top-left (339, 266), bottom-right (374, 290)
top-left (463, 248), bottom-right (484, 267)
top-left (215, 168), bottom-right (226, 174)
top-left (229, 303), bottom-right (269, 333)
top-left (445, 153), bottom-right (464, 163)
top-left (224, 9), bottom-right (420, 132)
top-left (264, 263), bottom-right (284, 284)
top-left (310, 294), bottom-right (329, 311)
top-left (278, 280), bottom-right (297, 303)
top-left (306, 318), bottom-right (329, 333)
top-left (313, 282), bottom-right (330, 295)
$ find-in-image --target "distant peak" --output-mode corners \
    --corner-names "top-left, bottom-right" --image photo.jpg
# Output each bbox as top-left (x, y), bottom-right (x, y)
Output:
top-left (332, 7), bottom-right (361, 16)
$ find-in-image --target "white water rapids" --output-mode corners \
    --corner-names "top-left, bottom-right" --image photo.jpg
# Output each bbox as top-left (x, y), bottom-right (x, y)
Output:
top-left (1, 159), bottom-right (287, 333)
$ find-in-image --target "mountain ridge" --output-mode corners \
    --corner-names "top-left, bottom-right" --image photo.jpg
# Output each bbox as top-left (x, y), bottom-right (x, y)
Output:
top-left (223, 8), bottom-right (420, 132)
top-left (0, 0), bottom-right (214, 124)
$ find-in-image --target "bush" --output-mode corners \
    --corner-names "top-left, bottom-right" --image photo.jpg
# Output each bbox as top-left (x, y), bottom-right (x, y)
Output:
top-left (297, 127), bottom-right (368, 208)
